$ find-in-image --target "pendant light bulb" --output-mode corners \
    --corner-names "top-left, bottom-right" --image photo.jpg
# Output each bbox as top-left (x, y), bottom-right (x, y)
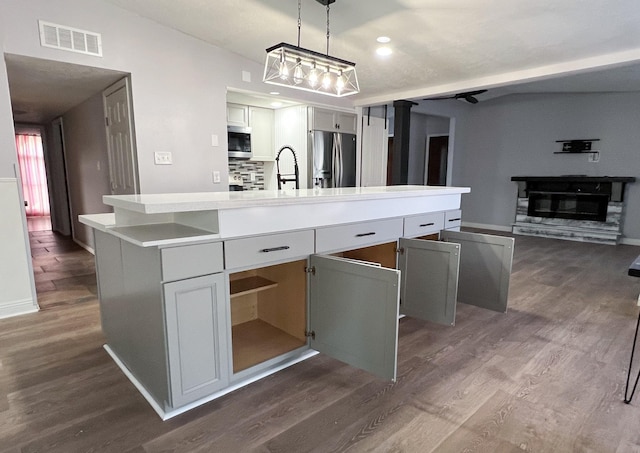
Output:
top-left (308, 62), bottom-right (319, 87)
top-left (336, 70), bottom-right (345, 93)
top-left (279, 51), bottom-right (289, 80)
top-left (322, 67), bottom-right (332, 89)
top-left (293, 58), bottom-right (304, 85)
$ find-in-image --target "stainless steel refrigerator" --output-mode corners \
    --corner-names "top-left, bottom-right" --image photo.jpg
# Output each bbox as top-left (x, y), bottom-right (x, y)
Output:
top-left (308, 131), bottom-right (357, 188)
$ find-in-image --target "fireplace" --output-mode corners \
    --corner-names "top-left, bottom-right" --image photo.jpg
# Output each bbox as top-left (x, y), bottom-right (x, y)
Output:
top-left (528, 191), bottom-right (608, 222)
top-left (511, 176), bottom-right (635, 244)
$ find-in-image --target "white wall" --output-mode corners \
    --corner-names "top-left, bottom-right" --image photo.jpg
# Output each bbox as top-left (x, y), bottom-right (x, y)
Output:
top-left (0, 178), bottom-right (38, 318)
top-left (62, 92), bottom-right (112, 249)
top-left (273, 106), bottom-right (308, 190)
top-left (456, 92), bottom-right (640, 239)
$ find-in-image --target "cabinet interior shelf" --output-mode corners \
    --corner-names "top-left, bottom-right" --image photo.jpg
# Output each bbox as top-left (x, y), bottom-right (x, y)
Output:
top-left (230, 276), bottom-right (278, 298)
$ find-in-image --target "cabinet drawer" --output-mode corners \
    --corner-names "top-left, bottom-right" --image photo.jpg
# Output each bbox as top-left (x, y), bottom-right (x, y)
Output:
top-left (403, 212), bottom-right (445, 237)
top-left (445, 209), bottom-right (462, 230)
top-left (316, 218), bottom-right (404, 253)
top-left (161, 242), bottom-right (223, 282)
top-left (224, 230), bottom-right (315, 269)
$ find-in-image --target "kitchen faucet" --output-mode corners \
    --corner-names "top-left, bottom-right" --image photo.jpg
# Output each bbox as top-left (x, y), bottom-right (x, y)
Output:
top-left (275, 146), bottom-right (300, 190)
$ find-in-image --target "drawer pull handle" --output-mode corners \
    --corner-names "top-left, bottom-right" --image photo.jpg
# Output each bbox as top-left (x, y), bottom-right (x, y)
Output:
top-left (448, 218), bottom-right (461, 222)
top-left (260, 246), bottom-right (291, 253)
top-left (355, 232), bottom-right (376, 237)
top-left (419, 222), bottom-right (435, 227)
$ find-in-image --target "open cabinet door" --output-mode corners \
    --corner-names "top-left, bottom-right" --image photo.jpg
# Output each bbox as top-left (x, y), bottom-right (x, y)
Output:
top-left (308, 255), bottom-right (400, 381)
top-left (398, 237), bottom-right (460, 326)
top-left (441, 231), bottom-right (514, 313)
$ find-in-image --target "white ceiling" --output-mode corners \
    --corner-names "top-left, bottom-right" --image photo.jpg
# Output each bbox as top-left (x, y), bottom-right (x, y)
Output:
top-left (7, 0), bottom-right (640, 124)
top-left (102, 0), bottom-right (640, 104)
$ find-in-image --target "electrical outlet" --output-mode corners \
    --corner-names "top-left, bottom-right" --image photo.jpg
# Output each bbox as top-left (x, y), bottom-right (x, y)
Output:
top-left (213, 171), bottom-right (221, 183)
top-left (588, 151), bottom-right (600, 163)
top-left (154, 152), bottom-right (172, 165)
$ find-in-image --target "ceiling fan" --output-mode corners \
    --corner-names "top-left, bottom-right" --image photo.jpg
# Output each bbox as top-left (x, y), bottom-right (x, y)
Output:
top-left (424, 89), bottom-right (487, 104)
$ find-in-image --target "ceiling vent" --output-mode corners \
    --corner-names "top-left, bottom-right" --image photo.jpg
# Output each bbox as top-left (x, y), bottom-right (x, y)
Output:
top-left (38, 20), bottom-right (102, 57)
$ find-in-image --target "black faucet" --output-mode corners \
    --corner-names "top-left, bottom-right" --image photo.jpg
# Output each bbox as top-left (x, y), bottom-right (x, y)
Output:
top-left (275, 146), bottom-right (300, 190)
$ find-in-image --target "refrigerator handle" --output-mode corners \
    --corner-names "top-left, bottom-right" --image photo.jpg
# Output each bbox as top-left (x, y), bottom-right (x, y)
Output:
top-left (335, 133), bottom-right (343, 187)
top-left (332, 133), bottom-right (338, 187)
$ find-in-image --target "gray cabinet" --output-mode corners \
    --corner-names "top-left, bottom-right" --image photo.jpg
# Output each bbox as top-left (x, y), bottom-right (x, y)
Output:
top-left (310, 107), bottom-right (357, 134)
top-left (398, 230), bottom-right (514, 326)
top-left (164, 273), bottom-right (229, 407)
top-left (308, 255), bottom-right (400, 381)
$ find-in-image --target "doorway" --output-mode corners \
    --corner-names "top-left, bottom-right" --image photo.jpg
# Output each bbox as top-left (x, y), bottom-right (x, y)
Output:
top-left (14, 128), bottom-right (51, 231)
top-left (426, 135), bottom-right (449, 186)
top-left (5, 53), bottom-right (130, 311)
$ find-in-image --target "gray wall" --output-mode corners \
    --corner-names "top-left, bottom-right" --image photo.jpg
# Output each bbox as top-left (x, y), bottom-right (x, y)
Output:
top-left (408, 112), bottom-right (453, 185)
top-left (456, 92), bottom-right (640, 239)
top-left (62, 92), bottom-right (112, 249)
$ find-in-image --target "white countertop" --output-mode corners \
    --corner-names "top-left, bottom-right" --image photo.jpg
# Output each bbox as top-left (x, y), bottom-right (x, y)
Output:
top-left (103, 185), bottom-right (471, 214)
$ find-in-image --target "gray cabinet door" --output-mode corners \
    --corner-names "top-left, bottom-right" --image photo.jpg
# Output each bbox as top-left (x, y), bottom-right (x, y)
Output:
top-left (164, 273), bottom-right (229, 408)
top-left (441, 231), bottom-right (514, 313)
top-left (308, 255), bottom-right (400, 381)
top-left (398, 237), bottom-right (460, 326)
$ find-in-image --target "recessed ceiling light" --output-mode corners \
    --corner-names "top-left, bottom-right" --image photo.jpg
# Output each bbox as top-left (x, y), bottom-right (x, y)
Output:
top-left (376, 36), bottom-right (391, 43)
top-left (269, 91), bottom-right (280, 95)
top-left (376, 46), bottom-right (392, 56)
top-left (271, 101), bottom-right (283, 108)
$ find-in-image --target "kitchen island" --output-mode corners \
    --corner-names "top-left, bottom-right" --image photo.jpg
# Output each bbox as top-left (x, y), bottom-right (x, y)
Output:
top-left (81, 185), bottom-right (514, 420)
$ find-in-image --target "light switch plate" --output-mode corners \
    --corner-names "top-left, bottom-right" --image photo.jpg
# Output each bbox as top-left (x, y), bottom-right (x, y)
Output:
top-left (588, 151), bottom-right (600, 163)
top-left (154, 152), bottom-right (172, 165)
top-left (213, 171), bottom-right (221, 183)
top-left (211, 134), bottom-right (219, 147)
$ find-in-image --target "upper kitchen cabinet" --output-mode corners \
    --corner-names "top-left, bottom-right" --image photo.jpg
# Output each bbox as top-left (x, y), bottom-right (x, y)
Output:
top-left (249, 107), bottom-right (275, 162)
top-left (309, 107), bottom-right (357, 134)
top-left (227, 103), bottom-right (249, 127)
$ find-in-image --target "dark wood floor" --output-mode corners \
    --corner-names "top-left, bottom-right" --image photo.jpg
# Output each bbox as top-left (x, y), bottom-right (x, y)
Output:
top-left (29, 229), bottom-right (98, 310)
top-left (2, 230), bottom-right (640, 452)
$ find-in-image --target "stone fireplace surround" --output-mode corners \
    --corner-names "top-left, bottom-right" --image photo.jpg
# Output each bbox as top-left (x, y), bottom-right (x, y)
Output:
top-left (511, 176), bottom-right (636, 245)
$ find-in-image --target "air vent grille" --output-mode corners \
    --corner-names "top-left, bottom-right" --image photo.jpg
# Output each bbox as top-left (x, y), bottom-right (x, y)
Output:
top-left (38, 20), bottom-right (102, 57)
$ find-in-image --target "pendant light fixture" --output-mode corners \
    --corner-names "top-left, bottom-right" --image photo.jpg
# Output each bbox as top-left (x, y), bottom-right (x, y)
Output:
top-left (263, 0), bottom-right (359, 97)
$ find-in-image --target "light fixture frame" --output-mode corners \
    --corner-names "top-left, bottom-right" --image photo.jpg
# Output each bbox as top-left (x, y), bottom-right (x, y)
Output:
top-left (264, 43), bottom-right (359, 97)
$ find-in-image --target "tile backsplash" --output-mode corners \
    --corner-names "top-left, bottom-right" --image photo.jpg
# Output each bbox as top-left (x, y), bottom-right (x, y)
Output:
top-left (228, 159), bottom-right (265, 190)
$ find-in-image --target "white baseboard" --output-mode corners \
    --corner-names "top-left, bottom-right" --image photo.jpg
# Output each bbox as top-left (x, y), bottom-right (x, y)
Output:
top-left (461, 222), bottom-right (511, 232)
top-left (73, 238), bottom-right (95, 255)
top-left (104, 344), bottom-right (319, 421)
top-left (0, 298), bottom-right (39, 319)
top-left (620, 238), bottom-right (640, 246)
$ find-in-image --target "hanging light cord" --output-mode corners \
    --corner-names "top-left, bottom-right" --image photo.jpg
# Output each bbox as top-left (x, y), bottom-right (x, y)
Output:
top-left (326, 3), bottom-right (330, 55)
top-left (297, 0), bottom-right (302, 47)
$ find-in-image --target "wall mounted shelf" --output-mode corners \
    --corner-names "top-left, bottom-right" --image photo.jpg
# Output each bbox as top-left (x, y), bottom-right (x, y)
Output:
top-left (555, 139), bottom-right (600, 153)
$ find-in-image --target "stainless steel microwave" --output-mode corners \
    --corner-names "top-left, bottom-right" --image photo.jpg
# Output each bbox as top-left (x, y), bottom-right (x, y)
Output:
top-left (227, 125), bottom-right (252, 159)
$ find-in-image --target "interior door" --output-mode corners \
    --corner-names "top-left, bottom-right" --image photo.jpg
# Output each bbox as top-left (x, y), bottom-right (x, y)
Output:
top-left (308, 255), bottom-right (400, 381)
top-left (441, 231), bottom-right (514, 313)
top-left (398, 237), bottom-right (460, 326)
top-left (103, 77), bottom-right (138, 195)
